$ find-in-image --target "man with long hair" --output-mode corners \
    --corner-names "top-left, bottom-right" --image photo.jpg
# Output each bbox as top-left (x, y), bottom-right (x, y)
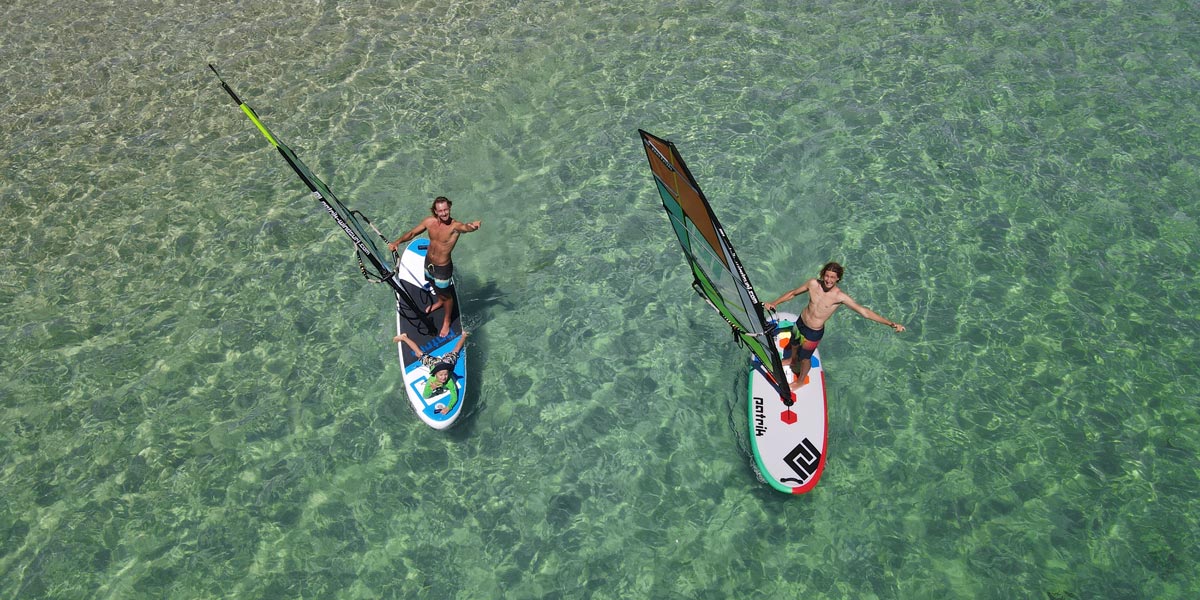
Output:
top-left (389, 197), bottom-right (481, 338)
top-left (764, 262), bottom-right (905, 389)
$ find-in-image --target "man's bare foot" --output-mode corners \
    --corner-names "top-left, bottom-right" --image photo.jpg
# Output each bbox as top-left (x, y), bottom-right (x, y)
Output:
top-left (439, 324), bottom-right (452, 338)
top-left (789, 374), bottom-right (809, 390)
top-left (425, 300), bottom-right (444, 314)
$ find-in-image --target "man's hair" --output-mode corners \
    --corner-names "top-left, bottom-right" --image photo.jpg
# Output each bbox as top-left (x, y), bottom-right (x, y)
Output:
top-left (821, 262), bottom-right (844, 282)
top-left (430, 196), bottom-right (452, 214)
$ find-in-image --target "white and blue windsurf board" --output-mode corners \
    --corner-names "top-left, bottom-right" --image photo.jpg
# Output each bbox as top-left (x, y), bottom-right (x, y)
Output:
top-left (393, 239), bottom-right (467, 429)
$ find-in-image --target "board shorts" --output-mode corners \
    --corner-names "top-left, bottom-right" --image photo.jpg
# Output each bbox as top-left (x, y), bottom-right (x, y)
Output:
top-left (785, 316), bottom-right (824, 362)
top-left (420, 351), bottom-right (460, 371)
top-left (424, 259), bottom-right (455, 292)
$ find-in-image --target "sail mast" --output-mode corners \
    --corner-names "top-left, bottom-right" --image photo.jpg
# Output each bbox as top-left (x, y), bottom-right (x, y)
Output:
top-left (209, 64), bottom-right (406, 296)
top-left (639, 129), bottom-right (792, 402)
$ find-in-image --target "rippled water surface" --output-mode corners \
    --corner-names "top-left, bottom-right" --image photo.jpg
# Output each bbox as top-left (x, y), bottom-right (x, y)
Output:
top-left (2, 1), bottom-right (1197, 598)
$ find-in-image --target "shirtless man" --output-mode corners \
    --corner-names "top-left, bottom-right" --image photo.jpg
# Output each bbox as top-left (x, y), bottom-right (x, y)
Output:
top-left (388, 197), bottom-right (481, 338)
top-left (763, 262), bottom-right (905, 389)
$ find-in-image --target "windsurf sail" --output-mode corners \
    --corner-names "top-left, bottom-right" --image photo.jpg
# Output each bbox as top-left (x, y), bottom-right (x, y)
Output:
top-left (209, 64), bottom-right (406, 295)
top-left (639, 129), bottom-right (792, 403)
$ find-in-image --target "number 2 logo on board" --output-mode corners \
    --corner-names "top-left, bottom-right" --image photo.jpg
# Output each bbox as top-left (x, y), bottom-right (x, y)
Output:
top-left (781, 438), bottom-right (821, 484)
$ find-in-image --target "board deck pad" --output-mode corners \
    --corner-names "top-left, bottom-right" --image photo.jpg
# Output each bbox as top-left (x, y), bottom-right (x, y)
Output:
top-left (394, 239), bottom-right (467, 429)
top-left (748, 312), bottom-right (828, 494)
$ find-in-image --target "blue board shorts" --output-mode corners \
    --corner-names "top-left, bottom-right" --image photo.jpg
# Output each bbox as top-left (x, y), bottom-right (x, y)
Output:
top-left (424, 259), bottom-right (455, 292)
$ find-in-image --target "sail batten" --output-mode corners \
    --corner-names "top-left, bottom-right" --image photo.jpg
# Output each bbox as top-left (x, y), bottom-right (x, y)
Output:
top-left (639, 129), bottom-right (791, 402)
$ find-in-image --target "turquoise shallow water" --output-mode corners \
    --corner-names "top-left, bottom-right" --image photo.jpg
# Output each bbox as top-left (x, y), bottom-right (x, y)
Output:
top-left (2, 1), bottom-right (1198, 598)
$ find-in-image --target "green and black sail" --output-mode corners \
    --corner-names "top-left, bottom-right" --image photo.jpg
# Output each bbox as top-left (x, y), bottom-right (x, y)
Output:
top-left (209, 64), bottom-right (406, 296)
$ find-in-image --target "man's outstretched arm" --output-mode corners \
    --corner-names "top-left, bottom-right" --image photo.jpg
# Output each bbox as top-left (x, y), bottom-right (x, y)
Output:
top-left (841, 296), bottom-right (905, 332)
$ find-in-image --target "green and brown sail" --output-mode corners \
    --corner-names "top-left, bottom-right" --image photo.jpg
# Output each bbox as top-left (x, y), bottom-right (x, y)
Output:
top-left (639, 129), bottom-right (791, 403)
